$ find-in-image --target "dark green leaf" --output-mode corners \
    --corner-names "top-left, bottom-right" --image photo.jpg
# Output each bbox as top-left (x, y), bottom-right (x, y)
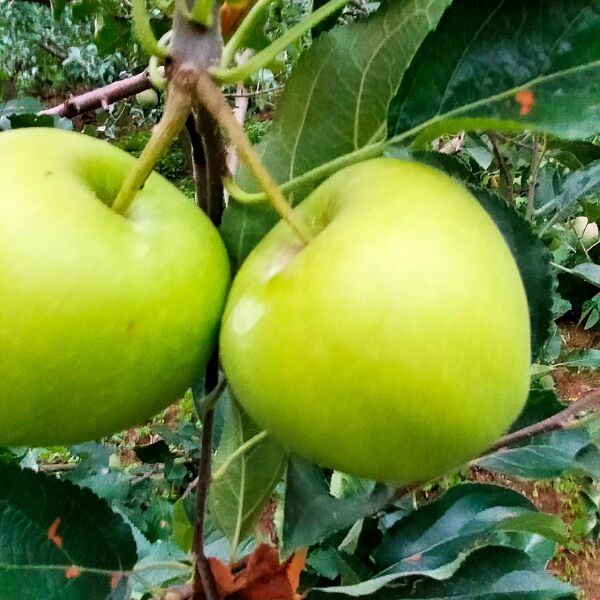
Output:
top-left (282, 456), bottom-right (392, 558)
top-left (130, 539), bottom-right (189, 594)
top-left (51, 0), bottom-right (68, 17)
top-left (537, 159), bottom-right (600, 220)
top-left (0, 463), bottom-right (136, 600)
top-left (560, 348), bottom-right (600, 369)
top-left (476, 428), bottom-right (600, 479)
top-left (307, 546), bottom-right (575, 599)
top-left (496, 513), bottom-right (568, 546)
top-left (388, 0), bottom-right (600, 146)
top-left (375, 483), bottom-right (544, 576)
top-left (485, 531), bottom-right (556, 567)
top-left (547, 139), bottom-right (600, 170)
top-left (0, 97), bottom-right (44, 116)
top-left (569, 262), bottom-right (600, 286)
top-left (95, 15), bottom-right (132, 57)
top-left (172, 497), bottom-right (194, 553)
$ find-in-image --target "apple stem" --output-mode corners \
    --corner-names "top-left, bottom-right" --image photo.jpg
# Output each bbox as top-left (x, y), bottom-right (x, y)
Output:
top-left (111, 72), bottom-right (195, 216)
top-left (195, 70), bottom-right (314, 245)
top-left (212, 430), bottom-right (269, 481)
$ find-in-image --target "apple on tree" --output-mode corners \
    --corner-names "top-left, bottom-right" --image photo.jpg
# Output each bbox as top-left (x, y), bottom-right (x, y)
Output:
top-left (0, 127), bottom-right (230, 446)
top-left (135, 88), bottom-right (160, 108)
top-left (221, 159), bottom-right (531, 484)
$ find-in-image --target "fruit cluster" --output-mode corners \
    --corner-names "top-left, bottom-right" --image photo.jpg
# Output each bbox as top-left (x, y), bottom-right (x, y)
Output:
top-left (0, 129), bottom-right (530, 484)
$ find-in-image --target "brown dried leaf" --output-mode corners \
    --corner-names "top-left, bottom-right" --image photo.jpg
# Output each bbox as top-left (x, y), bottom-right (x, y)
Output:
top-left (208, 544), bottom-right (306, 600)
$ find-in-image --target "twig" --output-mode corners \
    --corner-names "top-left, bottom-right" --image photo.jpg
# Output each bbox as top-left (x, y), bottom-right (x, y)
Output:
top-left (195, 377), bottom-right (227, 415)
top-left (486, 387), bottom-right (600, 453)
top-left (526, 133), bottom-right (544, 221)
top-left (488, 132), bottom-right (514, 202)
top-left (224, 85), bottom-right (283, 99)
top-left (36, 40), bottom-right (68, 61)
top-left (195, 103), bottom-right (228, 224)
top-left (38, 463), bottom-right (77, 473)
top-left (39, 72), bottom-right (152, 118)
top-left (193, 353), bottom-right (221, 600)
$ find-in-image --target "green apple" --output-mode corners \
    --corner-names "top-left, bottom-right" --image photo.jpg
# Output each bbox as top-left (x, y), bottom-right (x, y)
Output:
top-left (221, 159), bottom-right (530, 484)
top-left (572, 216), bottom-right (598, 249)
top-left (0, 128), bottom-right (230, 446)
top-left (135, 88), bottom-right (159, 108)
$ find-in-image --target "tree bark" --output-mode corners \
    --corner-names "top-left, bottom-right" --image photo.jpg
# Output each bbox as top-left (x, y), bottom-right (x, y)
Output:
top-left (39, 72), bottom-right (151, 118)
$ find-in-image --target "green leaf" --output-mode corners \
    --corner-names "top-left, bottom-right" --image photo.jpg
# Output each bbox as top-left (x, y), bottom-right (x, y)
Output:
top-left (0, 463), bottom-right (137, 600)
top-left (307, 546), bottom-right (575, 599)
top-left (130, 539), bottom-right (189, 595)
top-left (569, 262), bottom-right (600, 286)
top-left (94, 15), bottom-right (132, 57)
top-left (547, 139), bottom-right (600, 171)
top-left (51, 0), bottom-right (68, 17)
top-left (560, 348), bottom-right (600, 369)
top-left (0, 97), bottom-right (44, 116)
top-left (388, 0), bottom-right (600, 146)
top-left (235, 0), bottom-right (272, 53)
top-left (537, 159), bottom-right (600, 220)
top-left (208, 395), bottom-right (286, 553)
top-left (172, 497), bottom-right (194, 553)
top-left (485, 531), bottom-right (556, 567)
top-left (374, 483), bottom-right (544, 577)
top-left (496, 513), bottom-right (569, 546)
top-left (282, 456), bottom-right (392, 558)
top-left (476, 428), bottom-right (600, 479)
top-left (221, 0), bottom-right (453, 269)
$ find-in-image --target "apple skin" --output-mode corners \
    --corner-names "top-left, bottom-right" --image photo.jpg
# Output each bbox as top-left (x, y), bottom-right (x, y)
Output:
top-left (0, 128), bottom-right (230, 446)
top-left (220, 159), bottom-right (530, 484)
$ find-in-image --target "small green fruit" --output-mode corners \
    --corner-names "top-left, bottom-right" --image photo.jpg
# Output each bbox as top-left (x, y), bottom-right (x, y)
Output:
top-left (221, 159), bottom-right (530, 484)
top-left (0, 128), bottom-right (230, 446)
top-left (135, 88), bottom-right (159, 108)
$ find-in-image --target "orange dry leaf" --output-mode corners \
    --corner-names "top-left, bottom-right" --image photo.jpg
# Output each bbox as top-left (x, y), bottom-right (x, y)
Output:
top-left (515, 89), bottom-right (535, 116)
top-left (220, 0), bottom-right (258, 40)
top-left (111, 572), bottom-right (123, 590)
top-left (47, 516), bottom-right (63, 548)
top-left (65, 567), bottom-right (80, 579)
top-left (207, 544), bottom-right (307, 600)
